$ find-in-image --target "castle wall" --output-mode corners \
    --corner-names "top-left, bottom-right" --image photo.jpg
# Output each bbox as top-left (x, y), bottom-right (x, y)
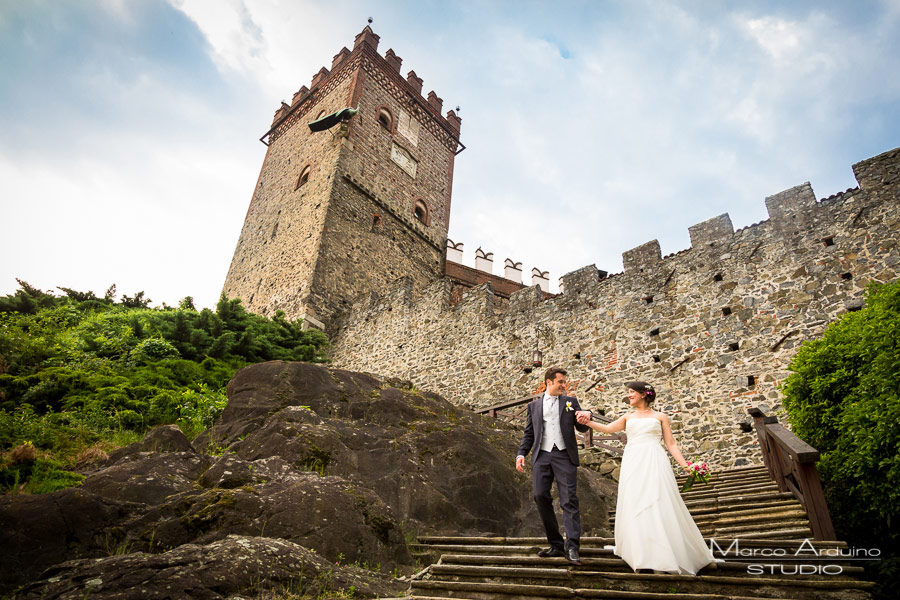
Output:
top-left (330, 147), bottom-right (900, 469)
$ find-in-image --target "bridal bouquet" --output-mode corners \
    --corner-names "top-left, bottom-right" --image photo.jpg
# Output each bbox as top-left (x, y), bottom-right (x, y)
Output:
top-left (680, 461), bottom-right (711, 492)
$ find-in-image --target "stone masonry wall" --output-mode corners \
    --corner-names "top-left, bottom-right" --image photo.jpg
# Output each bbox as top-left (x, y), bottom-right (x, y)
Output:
top-left (330, 147), bottom-right (900, 470)
top-left (222, 74), bottom-right (353, 320)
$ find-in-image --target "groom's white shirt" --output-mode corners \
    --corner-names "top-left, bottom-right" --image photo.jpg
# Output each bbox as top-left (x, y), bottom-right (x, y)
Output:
top-left (540, 393), bottom-right (566, 452)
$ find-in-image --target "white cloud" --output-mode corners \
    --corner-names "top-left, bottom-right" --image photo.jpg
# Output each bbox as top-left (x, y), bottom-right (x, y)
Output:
top-left (3, 1), bottom-right (899, 307)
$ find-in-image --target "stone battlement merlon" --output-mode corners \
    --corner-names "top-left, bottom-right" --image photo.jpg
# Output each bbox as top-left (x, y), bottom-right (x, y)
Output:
top-left (263, 26), bottom-right (463, 149)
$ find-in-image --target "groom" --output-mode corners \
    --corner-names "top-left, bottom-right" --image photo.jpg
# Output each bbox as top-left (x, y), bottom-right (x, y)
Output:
top-left (516, 367), bottom-right (591, 565)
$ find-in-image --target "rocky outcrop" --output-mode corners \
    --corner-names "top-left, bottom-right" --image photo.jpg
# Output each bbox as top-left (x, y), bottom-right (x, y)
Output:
top-left (17, 535), bottom-right (401, 600)
top-left (1, 361), bottom-right (615, 597)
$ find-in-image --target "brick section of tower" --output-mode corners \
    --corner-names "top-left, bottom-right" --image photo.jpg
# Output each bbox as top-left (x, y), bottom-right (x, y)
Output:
top-left (222, 27), bottom-right (462, 327)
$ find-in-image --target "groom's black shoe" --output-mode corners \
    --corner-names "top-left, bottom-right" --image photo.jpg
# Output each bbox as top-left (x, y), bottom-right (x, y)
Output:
top-left (567, 548), bottom-right (583, 565)
top-left (537, 547), bottom-right (565, 558)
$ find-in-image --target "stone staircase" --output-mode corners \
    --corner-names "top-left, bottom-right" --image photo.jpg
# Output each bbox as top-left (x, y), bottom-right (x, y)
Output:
top-left (399, 465), bottom-right (875, 600)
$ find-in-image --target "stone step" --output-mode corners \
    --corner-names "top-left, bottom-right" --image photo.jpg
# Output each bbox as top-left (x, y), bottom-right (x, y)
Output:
top-left (415, 536), bottom-right (849, 550)
top-left (612, 505), bottom-right (808, 526)
top-left (436, 554), bottom-right (868, 573)
top-left (429, 562), bottom-right (870, 585)
top-left (684, 499), bottom-right (802, 517)
top-left (711, 519), bottom-right (812, 537)
top-left (412, 579), bottom-right (767, 600)
top-left (676, 474), bottom-right (774, 487)
top-left (681, 483), bottom-right (780, 500)
top-left (413, 567), bottom-right (874, 599)
top-left (683, 491), bottom-right (796, 508)
top-left (675, 469), bottom-right (770, 483)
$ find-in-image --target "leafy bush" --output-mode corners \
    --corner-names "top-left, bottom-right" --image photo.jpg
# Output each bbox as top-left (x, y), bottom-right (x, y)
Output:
top-left (781, 280), bottom-right (900, 595)
top-left (0, 281), bottom-right (330, 494)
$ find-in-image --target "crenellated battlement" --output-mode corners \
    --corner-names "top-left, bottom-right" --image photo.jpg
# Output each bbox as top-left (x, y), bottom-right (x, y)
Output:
top-left (332, 146), bottom-right (900, 470)
top-left (265, 25), bottom-right (462, 149)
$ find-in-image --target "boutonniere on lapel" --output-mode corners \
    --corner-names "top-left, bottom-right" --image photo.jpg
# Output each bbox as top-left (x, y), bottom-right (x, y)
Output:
top-left (565, 401), bottom-right (573, 412)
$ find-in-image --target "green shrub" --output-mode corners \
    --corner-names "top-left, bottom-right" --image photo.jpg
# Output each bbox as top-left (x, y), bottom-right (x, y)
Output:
top-left (781, 280), bottom-right (900, 595)
top-left (0, 281), bottom-right (330, 494)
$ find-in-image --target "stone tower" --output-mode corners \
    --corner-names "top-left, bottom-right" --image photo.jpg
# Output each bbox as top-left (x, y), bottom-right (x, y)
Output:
top-left (222, 26), bottom-right (463, 329)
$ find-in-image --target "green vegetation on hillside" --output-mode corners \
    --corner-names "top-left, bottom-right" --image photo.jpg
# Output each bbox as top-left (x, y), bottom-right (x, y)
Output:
top-left (781, 280), bottom-right (900, 596)
top-left (0, 280), bottom-right (329, 493)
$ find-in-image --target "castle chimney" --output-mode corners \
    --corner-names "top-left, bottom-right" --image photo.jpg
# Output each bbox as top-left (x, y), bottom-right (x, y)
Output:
top-left (332, 47), bottom-right (351, 69)
top-left (353, 25), bottom-right (380, 52)
top-left (446, 239), bottom-right (464, 263)
top-left (406, 70), bottom-right (423, 94)
top-left (532, 268), bottom-right (549, 292)
top-left (445, 109), bottom-right (462, 133)
top-left (311, 67), bottom-right (330, 88)
top-left (475, 247), bottom-right (494, 274)
top-left (384, 48), bottom-right (403, 72)
top-left (504, 259), bottom-right (523, 283)
top-left (291, 86), bottom-right (309, 106)
top-left (427, 91), bottom-right (443, 113)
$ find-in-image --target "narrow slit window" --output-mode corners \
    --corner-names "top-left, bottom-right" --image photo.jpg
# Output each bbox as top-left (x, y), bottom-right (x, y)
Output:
top-left (295, 165), bottom-right (311, 190)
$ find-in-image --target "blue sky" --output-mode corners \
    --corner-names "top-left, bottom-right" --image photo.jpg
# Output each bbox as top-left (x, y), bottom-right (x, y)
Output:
top-left (2, 0), bottom-right (899, 308)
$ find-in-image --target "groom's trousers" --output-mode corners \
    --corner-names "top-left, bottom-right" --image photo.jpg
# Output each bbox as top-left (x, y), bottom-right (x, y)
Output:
top-left (533, 447), bottom-right (580, 552)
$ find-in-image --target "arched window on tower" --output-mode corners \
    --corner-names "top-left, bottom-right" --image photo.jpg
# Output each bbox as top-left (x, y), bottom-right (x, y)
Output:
top-left (413, 199), bottom-right (430, 226)
top-left (295, 165), bottom-right (311, 190)
top-left (377, 107), bottom-right (393, 131)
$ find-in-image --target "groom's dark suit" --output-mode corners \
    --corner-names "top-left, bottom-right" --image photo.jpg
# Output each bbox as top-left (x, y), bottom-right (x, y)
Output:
top-left (517, 394), bottom-right (590, 553)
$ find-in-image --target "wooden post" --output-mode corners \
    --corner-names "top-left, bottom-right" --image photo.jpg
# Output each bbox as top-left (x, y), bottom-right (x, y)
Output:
top-left (796, 460), bottom-right (837, 540)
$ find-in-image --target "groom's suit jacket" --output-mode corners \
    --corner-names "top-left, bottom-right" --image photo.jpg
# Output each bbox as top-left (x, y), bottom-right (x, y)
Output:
top-left (518, 395), bottom-right (590, 467)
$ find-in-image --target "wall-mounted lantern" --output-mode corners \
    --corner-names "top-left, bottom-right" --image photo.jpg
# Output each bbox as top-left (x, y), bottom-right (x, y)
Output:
top-left (532, 350), bottom-right (543, 368)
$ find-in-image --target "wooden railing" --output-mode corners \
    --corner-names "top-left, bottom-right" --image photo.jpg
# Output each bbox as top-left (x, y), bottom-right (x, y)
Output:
top-left (748, 406), bottom-right (836, 541)
top-left (475, 394), bottom-right (626, 456)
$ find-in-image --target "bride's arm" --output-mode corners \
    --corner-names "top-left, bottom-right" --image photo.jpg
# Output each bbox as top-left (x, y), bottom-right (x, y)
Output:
top-left (584, 414), bottom-right (626, 434)
top-left (660, 414), bottom-right (690, 470)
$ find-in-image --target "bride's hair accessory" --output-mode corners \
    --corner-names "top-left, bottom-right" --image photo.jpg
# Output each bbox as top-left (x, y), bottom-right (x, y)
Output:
top-left (625, 381), bottom-right (656, 402)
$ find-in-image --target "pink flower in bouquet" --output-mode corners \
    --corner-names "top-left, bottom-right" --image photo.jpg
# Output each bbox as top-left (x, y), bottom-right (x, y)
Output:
top-left (681, 460), bottom-right (711, 492)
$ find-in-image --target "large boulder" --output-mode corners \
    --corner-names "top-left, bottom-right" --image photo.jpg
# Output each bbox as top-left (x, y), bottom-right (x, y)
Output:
top-left (196, 361), bottom-right (615, 536)
top-left (0, 488), bottom-right (137, 591)
top-left (17, 535), bottom-right (404, 600)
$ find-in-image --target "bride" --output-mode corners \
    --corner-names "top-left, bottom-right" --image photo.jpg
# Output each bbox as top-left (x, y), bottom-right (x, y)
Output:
top-left (577, 381), bottom-right (714, 574)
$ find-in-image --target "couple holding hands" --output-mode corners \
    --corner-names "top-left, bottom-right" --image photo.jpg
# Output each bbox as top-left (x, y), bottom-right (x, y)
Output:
top-left (515, 367), bottom-right (714, 574)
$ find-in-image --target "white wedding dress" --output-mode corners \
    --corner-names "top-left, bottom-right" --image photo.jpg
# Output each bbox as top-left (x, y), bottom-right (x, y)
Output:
top-left (610, 417), bottom-right (715, 575)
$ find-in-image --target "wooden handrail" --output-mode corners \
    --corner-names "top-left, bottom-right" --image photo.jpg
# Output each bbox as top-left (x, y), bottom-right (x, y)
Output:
top-left (748, 407), bottom-right (836, 541)
top-left (476, 395), bottom-right (626, 456)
